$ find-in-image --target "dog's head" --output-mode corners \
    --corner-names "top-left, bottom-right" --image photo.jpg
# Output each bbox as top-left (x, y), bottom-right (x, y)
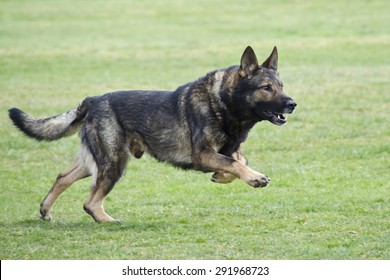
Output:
top-left (236, 46), bottom-right (296, 126)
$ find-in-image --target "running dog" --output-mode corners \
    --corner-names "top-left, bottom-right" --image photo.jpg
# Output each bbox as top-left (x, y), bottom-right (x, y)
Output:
top-left (9, 46), bottom-right (297, 222)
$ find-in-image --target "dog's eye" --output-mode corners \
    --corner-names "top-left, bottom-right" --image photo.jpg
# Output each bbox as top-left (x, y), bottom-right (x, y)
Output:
top-left (260, 85), bottom-right (272, 92)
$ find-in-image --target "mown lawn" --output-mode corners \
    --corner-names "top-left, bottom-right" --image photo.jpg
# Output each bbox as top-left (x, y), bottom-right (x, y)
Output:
top-left (0, 0), bottom-right (389, 259)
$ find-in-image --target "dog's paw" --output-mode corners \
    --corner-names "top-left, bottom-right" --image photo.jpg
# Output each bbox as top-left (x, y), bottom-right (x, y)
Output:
top-left (243, 171), bottom-right (270, 188)
top-left (40, 208), bottom-right (52, 221)
top-left (211, 171), bottom-right (237, 184)
top-left (251, 175), bottom-right (270, 188)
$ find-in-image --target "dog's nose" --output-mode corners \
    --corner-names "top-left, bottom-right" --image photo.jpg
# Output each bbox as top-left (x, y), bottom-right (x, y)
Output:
top-left (286, 99), bottom-right (297, 111)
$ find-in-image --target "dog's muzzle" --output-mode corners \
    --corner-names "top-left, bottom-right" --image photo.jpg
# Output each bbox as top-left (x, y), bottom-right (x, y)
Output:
top-left (264, 99), bottom-right (297, 126)
top-left (285, 99), bottom-right (297, 113)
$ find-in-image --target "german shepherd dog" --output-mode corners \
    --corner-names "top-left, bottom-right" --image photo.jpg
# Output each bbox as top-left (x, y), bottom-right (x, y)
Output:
top-left (9, 46), bottom-right (296, 222)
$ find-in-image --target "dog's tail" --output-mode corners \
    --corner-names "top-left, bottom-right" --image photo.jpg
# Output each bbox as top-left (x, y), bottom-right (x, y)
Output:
top-left (8, 97), bottom-right (93, 141)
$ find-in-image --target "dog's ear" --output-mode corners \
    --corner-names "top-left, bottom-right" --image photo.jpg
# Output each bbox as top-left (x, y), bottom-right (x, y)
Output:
top-left (239, 46), bottom-right (259, 78)
top-left (261, 46), bottom-right (278, 71)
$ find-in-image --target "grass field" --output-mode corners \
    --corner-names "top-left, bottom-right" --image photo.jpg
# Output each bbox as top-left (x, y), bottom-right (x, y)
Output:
top-left (1, 0), bottom-right (389, 259)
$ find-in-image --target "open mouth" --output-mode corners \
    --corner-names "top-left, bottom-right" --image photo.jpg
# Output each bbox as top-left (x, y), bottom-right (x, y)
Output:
top-left (263, 111), bottom-right (287, 126)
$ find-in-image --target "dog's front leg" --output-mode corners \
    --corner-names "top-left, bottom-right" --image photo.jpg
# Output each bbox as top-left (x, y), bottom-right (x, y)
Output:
top-left (194, 148), bottom-right (270, 188)
top-left (211, 171), bottom-right (237, 184)
top-left (211, 148), bottom-right (248, 184)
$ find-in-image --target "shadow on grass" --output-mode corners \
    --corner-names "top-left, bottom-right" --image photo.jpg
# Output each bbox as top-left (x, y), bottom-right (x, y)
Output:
top-left (6, 218), bottom-right (170, 233)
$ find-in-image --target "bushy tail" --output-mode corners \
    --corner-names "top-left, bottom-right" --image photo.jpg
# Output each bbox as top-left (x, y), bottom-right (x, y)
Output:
top-left (8, 98), bottom-right (92, 141)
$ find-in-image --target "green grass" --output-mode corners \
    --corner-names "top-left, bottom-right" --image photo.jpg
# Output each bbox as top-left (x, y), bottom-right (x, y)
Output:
top-left (1, 0), bottom-right (389, 259)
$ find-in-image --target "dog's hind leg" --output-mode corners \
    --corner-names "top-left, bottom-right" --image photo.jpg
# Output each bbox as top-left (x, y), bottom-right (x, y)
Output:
top-left (83, 144), bottom-right (129, 222)
top-left (83, 162), bottom-right (127, 222)
top-left (40, 154), bottom-right (90, 221)
top-left (83, 177), bottom-right (118, 223)
top-left (81, 111), bottom-right (130, 222)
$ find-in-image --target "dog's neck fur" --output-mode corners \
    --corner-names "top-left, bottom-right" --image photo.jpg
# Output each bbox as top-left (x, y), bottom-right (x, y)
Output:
top-left (207, 67), bottom-right (257, 152)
